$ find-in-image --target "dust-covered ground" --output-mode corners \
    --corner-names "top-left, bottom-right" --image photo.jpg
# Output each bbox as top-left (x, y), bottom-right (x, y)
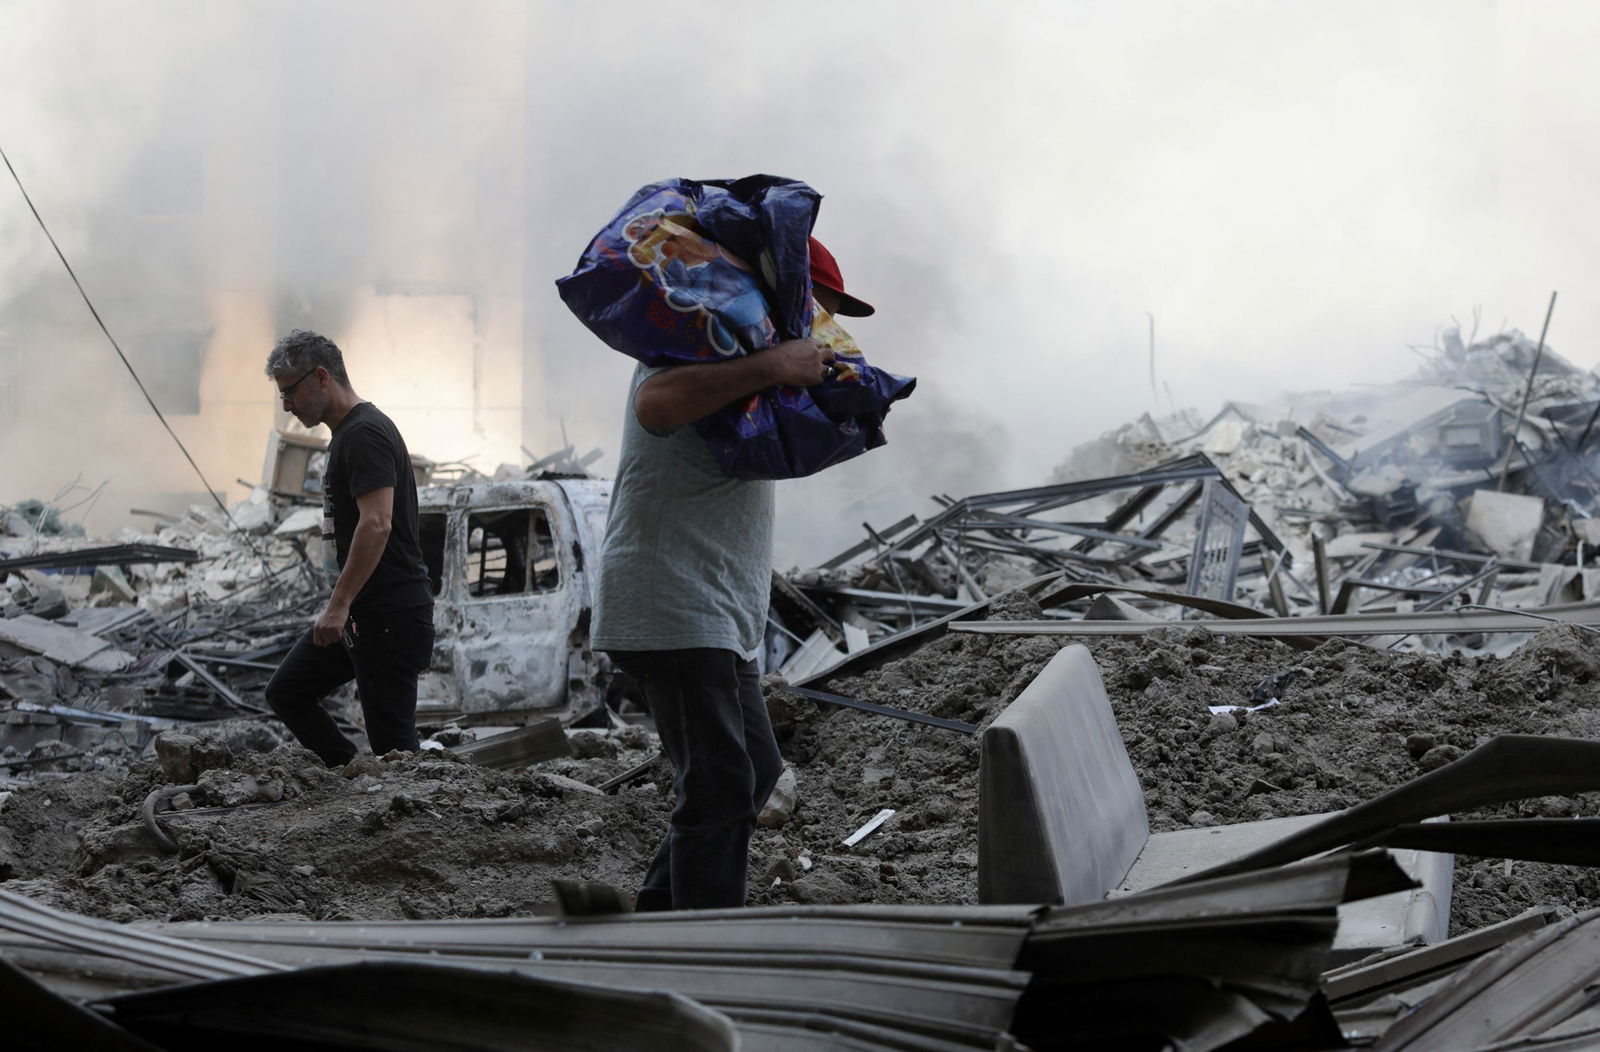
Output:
top-left (3, 590), bottom-right (1599, 935)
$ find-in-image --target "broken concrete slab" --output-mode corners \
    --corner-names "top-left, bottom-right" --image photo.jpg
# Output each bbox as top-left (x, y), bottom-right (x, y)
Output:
top-left (1324, 531), bottom-right (1399, 560)
top-left (228, 488), bottom-right (276, 534)
top-left (0, 616), bottom-right (134, 672)
top-left (89, 566), bottom-right (137, 605)
top-left (1118, 814), bottom-right (1453, 961)
top-left (272, 507), bottom-right (321, 536)
top-left (1466, 489), bottom-right (1545, 562)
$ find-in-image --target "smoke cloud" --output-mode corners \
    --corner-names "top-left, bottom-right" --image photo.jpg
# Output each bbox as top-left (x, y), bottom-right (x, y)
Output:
top-left (3, 0), bottom-right (1599, 560)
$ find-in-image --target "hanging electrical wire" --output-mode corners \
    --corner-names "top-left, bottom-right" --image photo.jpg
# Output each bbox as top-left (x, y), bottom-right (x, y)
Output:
top-left (0, 142), bottom-right (273, 573)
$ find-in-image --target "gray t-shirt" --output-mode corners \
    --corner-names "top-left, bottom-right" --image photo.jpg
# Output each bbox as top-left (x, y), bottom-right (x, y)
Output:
top-left (592, 364), bottom-right (775, 660)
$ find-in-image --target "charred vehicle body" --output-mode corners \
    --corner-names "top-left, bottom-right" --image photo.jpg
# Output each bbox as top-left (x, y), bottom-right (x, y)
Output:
top-left (414, 478), bottom-right (613, 723)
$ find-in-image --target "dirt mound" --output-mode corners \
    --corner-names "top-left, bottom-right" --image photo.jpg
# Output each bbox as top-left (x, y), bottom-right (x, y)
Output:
top-left (3, 610), bottom-right (1599, 934)
top-left (1, 738), bottom-right (671, 923)
top-left (752, 619), bottom-right (1600, 931)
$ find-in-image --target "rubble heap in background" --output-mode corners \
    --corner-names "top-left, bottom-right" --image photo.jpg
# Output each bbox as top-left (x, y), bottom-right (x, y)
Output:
top-left (0, 428), bottom-right (611, 785)
top-left (0, 495), bottom-right (325, 784)
top-left (772, 326), bottom-right (1600, 674)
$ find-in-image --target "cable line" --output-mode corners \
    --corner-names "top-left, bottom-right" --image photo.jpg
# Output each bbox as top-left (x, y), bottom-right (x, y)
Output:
top-left (1, 142), bottom-right (271, 569)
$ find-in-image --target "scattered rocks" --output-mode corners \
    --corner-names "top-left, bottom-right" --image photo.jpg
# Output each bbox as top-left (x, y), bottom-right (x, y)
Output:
top-left (1, 622), bottom-right (1598, 936)
top-left (154, 732), bottom-right (235, 785)
top-left (195, 769), bottom-right (263, 808)
top-left (1405, 733), bottom-right (1437, 759)
top-left (341, 754), bottom-right (384, 779)
top-left (567, 730), bottom-right (620, 760)
top-left (1418, 744), bottom-right (1467, 772)
top-left (758, 768), bottom-right (797, 828)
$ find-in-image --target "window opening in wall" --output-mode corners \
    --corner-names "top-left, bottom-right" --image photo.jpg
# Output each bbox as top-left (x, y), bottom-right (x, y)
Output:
top-left (466, 507), bottom-right (560, 598)
top-left (126, 329), bottom-right (206, 415)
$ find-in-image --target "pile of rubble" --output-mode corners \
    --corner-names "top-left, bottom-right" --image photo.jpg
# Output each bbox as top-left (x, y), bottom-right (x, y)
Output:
top-left (770, 326), bottom-right (1600, 676)
top-left (0, 424), bottom-right (612, 786)
top-left (0, 491), bottom-right (328, 785)
top-left (6, 326), bottom-right (1600, 1048)
top-left (4, 585), bottom-right (1600, 1047)
top-left (5, 593), bottom-right (1598, 934)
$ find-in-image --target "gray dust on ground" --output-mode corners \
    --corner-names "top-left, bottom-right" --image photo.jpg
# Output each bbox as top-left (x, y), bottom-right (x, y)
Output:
top-left (3, 591), bottom-right (1598, 934)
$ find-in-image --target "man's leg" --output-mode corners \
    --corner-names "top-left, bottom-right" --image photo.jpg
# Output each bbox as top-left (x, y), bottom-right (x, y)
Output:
top-left (350, 605), bottom-right (434, 755)
top-left (735, 657), bottom-right (783, 817)
top-left (611, 651), bottom-right (683, 913)
top-left (264, 630), bottom-right (360, 766)
top-left (609, 649), bottom-right (774, 911)
top-left (634, 833), bottom-right (674, 914)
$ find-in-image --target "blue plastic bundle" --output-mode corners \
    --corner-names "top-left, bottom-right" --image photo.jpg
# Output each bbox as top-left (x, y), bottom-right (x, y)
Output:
top-left (555, 175), bottom-right (916, 480)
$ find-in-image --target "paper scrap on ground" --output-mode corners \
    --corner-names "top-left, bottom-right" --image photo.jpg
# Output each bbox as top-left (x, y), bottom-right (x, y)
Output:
top-left (842, 808), bottom-right (895, 847)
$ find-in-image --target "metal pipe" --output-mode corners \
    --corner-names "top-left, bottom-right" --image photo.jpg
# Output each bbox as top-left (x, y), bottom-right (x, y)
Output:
top-left (1497, 291), bottom-right (1559, 491)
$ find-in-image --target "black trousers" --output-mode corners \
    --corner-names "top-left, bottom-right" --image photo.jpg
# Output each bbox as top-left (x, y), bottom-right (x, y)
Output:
top-left (264, 604), bottom-right (434, 767)
top-left (607, 648), bottom-right (783, 911)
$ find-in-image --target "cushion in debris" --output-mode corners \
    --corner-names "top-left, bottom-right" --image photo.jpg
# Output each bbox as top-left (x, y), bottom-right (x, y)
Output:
top-left (979, 644), bottom-right (1149, 905)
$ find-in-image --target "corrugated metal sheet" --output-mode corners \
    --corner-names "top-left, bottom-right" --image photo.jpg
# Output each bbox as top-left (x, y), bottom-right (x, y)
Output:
top-left (1013, 851), bottom-right (1414, 1051)
top-left (1374, 909), bottom-right (1600, 1051)
top-left (100, 961), bottom-right (740, 1051)
top-left (1324, 907), bottom-right (1560, 1044)
top-left (148, 904), bottom-right (1039, 1050)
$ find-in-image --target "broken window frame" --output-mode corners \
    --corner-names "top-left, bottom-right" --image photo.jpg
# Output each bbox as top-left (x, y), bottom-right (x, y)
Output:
top-left (462, 504), bottom-right (562, 601)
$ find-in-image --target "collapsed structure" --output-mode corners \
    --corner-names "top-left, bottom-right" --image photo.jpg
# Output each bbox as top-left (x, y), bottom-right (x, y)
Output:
top-left (778, 326), bottom-right (1600, 667)
top-left (5, 325), bottom-right (1600, 1049)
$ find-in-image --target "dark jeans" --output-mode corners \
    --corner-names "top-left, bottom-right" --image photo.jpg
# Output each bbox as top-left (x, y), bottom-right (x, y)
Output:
top-left (608, 648), bottom-right (783, 911)
top-left (265, 604), bottom-right (435, 767)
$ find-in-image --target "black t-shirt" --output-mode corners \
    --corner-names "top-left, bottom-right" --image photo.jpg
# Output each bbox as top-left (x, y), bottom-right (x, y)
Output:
top-left (323, 402), bottom-right (432, 614)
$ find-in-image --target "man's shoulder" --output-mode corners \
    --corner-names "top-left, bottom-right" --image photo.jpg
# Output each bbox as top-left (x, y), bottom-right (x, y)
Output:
top-left (336, 404), bottom-right (400, 441)
top-left (331, 406), bottom-right (403, 465)
top-left (350, 402), bottom-right (397, 428)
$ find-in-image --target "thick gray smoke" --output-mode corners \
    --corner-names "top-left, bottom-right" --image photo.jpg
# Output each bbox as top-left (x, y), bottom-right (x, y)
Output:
top-left (3, 0), bottom-right (1599, 555)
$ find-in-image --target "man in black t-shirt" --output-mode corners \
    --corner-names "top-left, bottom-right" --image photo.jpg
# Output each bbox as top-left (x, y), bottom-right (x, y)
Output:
top-left (263, 330), bottom-right (435, 767)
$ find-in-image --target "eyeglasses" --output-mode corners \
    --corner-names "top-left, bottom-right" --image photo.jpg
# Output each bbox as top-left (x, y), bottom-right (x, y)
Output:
top-left (277, 367), bottom-right (319, 407)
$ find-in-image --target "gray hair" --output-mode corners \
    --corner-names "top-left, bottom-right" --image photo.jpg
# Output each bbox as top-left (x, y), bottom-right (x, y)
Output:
top-left (264, 329), bottom-right (350, 385)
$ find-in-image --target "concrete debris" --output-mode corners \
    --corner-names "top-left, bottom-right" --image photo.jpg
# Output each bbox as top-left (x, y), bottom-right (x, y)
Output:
top-left (0, 436), bottom-right (626, 798)
top-left (6, 328), bottom-right (1600, 1049)
top-left (772, 327), bottom-right (1600, 665)
top-left (227, 486), bottom-right (276, 534)
top-left (757, 766), bottom-right (797, 828)
top-left (1465, 489), bottom-right (1544, 562)
top-left (0, 615), bottom-right (135, 673)
top-left (88, 565), bottom-right (137, 605)
top-left (153, 732), bottom-right (235, 785)
top-left (271, 506), bottom-right (321, 536)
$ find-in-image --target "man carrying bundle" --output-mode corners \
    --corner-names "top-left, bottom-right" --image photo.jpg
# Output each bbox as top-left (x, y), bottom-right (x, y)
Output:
top-left (594, 239), bottom-right (876, 911)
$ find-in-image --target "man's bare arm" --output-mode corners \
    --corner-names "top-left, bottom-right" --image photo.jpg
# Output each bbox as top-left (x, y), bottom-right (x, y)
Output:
top-left (634, 338), bottom-right (834, 431)
top-left (312, 486), bottom-right (394, 646)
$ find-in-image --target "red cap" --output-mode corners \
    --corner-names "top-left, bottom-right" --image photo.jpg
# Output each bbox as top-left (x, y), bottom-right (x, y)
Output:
top-left (808, 237), bottom-right (875, 317)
